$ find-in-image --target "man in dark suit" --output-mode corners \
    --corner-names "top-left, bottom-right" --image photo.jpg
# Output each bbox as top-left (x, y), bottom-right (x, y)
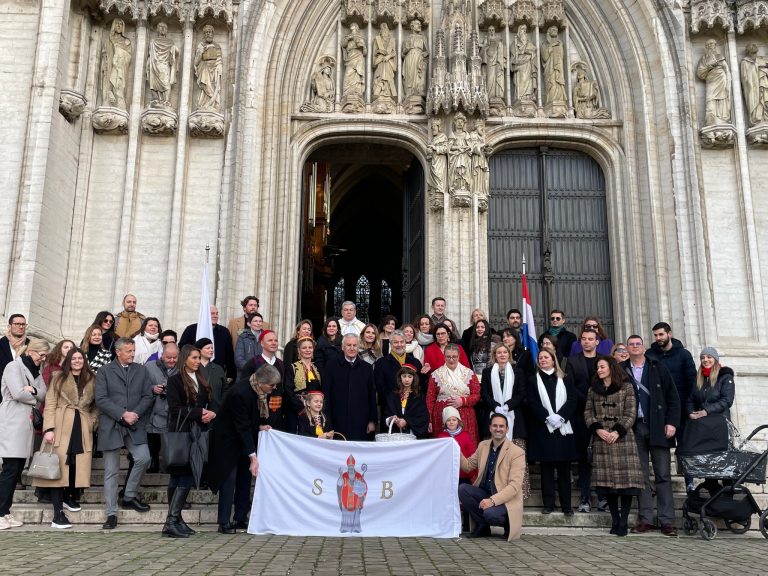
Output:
top-left (208, 363), bottom-right (279, 534)
top-left (178, 305), bottom-right (236, 381)
top-left (95, 337), bottom-right (155, 529)
top-left (0, 314), bottom-right (29, 383)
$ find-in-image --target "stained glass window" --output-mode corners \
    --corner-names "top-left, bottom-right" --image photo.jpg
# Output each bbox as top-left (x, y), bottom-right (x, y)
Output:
top-left (381, 280), bottom-right (392, 317)
top-left (355, 275), bottom-right (370, 324)
top-left (333, 278), bottom-right (345, 316)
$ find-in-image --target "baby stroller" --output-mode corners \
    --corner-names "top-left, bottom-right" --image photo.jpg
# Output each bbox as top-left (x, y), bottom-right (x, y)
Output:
top-left (679, 424), bottom-right (768, 540)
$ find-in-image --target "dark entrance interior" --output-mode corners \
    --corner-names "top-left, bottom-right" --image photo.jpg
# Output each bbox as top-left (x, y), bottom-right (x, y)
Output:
top-left (300, 144), bottom-right (424, 333)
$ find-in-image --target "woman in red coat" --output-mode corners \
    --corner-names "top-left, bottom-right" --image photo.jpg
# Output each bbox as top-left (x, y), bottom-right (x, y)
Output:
top-left (426, 343), bottom-right (480, 443)
top-left (422, 323), bottom-right (470, 378)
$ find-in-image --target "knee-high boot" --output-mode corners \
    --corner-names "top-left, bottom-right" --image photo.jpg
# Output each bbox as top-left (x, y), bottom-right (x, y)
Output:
top-left (175, 488), bottom-right (195, 535)
top-left (606, 495), bottom-right (619, 535)
top-left (162, 488), bottom-right (189, 538)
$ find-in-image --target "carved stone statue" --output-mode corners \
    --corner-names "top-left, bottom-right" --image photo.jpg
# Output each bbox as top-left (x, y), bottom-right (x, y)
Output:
top-left (572, 63), bottom-right (610, 119)
top-left (342, 23), bottom-right (367, 113)
top-left (740, 43), bottom-right (768, 126)
top-left (470, 118), bottom-right (490, 212)
top-left (373, 22), bottom-right (397, 113)
top-left (301, 56), bottom-right (336, 112)
top-left (146, 22), bottom-right (179, 108)
top-left (101, 18), bottom-right (132, 109)
top-left (511, 24), bottom-right (537, 116)
top-left (482, 26), bottom-right (506, 102)
top-left (542, 26), bottom-right (566, 104)
top-left (403, 19), bottom-right (428, 114)
top-left (194, 24), bottom-right (223, 111)
top-left (427, 118), bottom-right (449, 210)
top-left (448, 112), bottom-right (472, 206)
top-left (697, 39), bottom-right (732, 126)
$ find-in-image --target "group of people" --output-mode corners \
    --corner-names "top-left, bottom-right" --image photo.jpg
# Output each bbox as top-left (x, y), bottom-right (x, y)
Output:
top-left (0, 295), bottom-right (735, 542)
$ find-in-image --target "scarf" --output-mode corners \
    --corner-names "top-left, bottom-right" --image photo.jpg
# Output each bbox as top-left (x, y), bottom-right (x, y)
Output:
top-left (416, 332), bottom-right (434, 347)
top-left (250, 375), bottom-right (271, 419)
top-left (391, 349), bottom-right (406, 365)
top-left (144, 332), bottom-right (159, 342)
top-left (490, 362), bottom-right (515, 439)
top-left (21, 354), bottom-right (40, 379)
top-left (292, 360), bottom-right (319, 392)
top-left (405, 341), bottom-right (419, 355)
top-left (5, 329), bottom-right (26, 354)
top-left (536, 370), bottom-right (573, 436)
top-left (445, 425), bottom-right (463, 437)
top-left (547, 326), bottom-right (564, 337)
top-left (701, 366), bottom-right (712, 378)
top-left (433, 364), bottom-right (472, 399)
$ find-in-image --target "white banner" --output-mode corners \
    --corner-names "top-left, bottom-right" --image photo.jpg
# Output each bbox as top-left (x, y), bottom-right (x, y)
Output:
top-left (248, 430), bottom-right (461, 538)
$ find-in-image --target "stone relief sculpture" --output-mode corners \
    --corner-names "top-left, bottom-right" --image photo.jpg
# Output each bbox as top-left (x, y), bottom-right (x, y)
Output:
top-left (482, 26), bottom-right (506, 114)
top-left (59, 90), bottom-right (88, 122)
top-left (194, 24), bottom-right (223, 111)
top-left (372, 22), bottom-right (397, 114)
top-left (342, 23), bottom-right (367, 113)
top-left (469, 118), bottom-right (490, 212)
top-left (740, 43), bottom-right (768, 145)
top-left (402, 19), bottom-right (429, 114)
top-left (696, 39), bottom-right (735, 147)
top-left (301, 56), bottom-right (336, 113)
top-left (146, 22), bottom-right (179, 108)
top-left (542, 25), bottom-right (567, 116)
top-left (427, 118), bottom-right (449, 210)
top-left (100, 18), bottom-right (132, 109)
top-left (448, 112), bottom-right (472, 207)
top-left (571, 62), bottom-right (610, 119)
top-left (511, 24), bottom-right (537, 117)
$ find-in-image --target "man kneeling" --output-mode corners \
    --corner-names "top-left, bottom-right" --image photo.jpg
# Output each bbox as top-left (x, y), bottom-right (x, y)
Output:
top-left (459, 413), bottom-right (525, 540)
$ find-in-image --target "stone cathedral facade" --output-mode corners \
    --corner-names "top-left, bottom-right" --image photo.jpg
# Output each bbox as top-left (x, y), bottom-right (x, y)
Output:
top-left (2, 0), bottom-right (768, 433)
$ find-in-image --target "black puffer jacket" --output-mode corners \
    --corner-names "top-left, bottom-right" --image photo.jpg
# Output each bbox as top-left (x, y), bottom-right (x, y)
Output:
top-left (686, 366), bottom-right (735, 419)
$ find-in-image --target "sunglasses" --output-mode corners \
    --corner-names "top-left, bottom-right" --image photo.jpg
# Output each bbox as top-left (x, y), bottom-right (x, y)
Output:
top-left (550, 316), bottom-right (562, 321)
top-left (585, 324), bottom-right (598, 329)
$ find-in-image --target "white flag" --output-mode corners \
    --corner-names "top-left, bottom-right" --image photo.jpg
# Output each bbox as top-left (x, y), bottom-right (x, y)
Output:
top-left (248, 430), bottom-right (461, 538)
top-left (195, 262), bottom-right (214, 356)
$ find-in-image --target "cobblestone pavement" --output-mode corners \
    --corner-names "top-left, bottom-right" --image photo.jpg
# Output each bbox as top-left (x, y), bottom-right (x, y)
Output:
top-left (1, 528), bottom-right (766, 575)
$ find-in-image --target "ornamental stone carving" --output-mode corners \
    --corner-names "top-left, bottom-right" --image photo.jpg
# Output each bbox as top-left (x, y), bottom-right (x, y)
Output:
top-left (511, 0), bottom-right (537, 27)
top-left (405, 0), bottom-right (430, 24)
top-left (99, 0), bottom-right (141, 19)
top-left (736, 0), bottom-right (768, 33)
top-left (571, 62), bottom-right (610, 119)
top-left (690, 0), bottom-right (733, 33)
top-left (740, 43), bottom-right (768, 144)
top-left (301, 56), bottom-right (336, 113)
top-left (341, 23), bottom-right (367, 113)
top-left (427, 117), bottom-right (449, 211)
top-left (375, 0), bottom-right (398, 23)
top-left (448, 111), bottom-right (472, 207)
top-left (479, 0), bottom-right (506, 28)
top-left (469, 118), bottom-right (490, 212)
top-left (402, 20), bottom-right (429, 114)
top-left (542, 25), bottom-right (567, 117)
top-left (697, 39), bottom-right (736, 147)
top-left (372, 22), bottom-right (397, 113)
top-left (188, 110), bottom-right (224, 137)
top-left (92, 107), bottom-right (129, 133)
top-left (146, 22), bottom-right (179, 108)
top-left (510, 24), bottom-right (537, 117)
top-left (482, 26), bottom-right (506, 115)
top-left (100, 18), bottom-right (132, 110)
top-left (147, 0), bottom-right (183, 20)
top-left (541, 0), bottom-right (566, 27)
top-left (59, 89), bottom-right (87, 122)
top-left (196, 0), bottom-right (233, 24)
top-left (342, 0), bottom-right (369, 23)
top-left (141, 108), bottom-right (178, 134)
top-left (194, 24), bottom-right (223, 112)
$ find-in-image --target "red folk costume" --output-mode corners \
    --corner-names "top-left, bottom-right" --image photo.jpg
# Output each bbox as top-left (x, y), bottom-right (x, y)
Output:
top-left (437, 428), bottom-right (477, 481)
top-left (422, 342), bottom-right (470, 375)
top-left (426, 364), bottom-right (481, 443)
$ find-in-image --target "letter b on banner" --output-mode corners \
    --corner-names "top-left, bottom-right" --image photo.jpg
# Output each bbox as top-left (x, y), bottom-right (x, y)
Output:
top-left (380, 481), bottom-right (394, 499)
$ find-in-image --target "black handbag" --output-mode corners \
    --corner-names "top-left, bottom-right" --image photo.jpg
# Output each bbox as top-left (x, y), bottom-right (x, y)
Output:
top-left (161, 412), bottom-right (192, 468)
top-left (31, 407), bottom-right (43, 431)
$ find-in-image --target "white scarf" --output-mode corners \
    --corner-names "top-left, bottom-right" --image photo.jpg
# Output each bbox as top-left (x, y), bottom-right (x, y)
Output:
top-left (536, 370), bottom-right (574, 436)
top-left (490, 362), bottom-right (515, 440)
top-left (433, 364), bottom-right (472, 400)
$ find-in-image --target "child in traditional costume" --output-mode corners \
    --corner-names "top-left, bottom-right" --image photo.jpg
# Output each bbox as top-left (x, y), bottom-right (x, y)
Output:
top-left (297, 390), bottom-right (334, 439)
top-left (383, 364), bottom-right (429, 438)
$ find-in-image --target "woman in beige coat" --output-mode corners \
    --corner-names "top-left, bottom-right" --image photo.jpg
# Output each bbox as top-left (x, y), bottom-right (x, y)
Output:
top-left (34, 348), bottom-right (98, 529)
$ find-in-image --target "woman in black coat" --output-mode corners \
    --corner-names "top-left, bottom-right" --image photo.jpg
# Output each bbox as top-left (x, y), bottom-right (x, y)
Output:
top-left (382, 364), bottom-right (429, 439)
top-left (163, 345), bottom-right (216, 538)
top-left (526, 348), bottom-right (579, 515)
top-left (315, 318), bottom-right (342, 374)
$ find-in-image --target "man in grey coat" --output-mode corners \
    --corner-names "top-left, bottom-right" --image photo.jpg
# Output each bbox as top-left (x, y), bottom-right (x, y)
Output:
top-left (95, 337), bottom-right (155, 529)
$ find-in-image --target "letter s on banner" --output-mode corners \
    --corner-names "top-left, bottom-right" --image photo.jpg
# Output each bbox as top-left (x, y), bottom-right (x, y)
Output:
top-left (312, 479), bottom-right (323, 495)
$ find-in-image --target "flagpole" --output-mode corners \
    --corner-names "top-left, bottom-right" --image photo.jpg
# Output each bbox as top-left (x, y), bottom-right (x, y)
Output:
top-left (205, 243), bottom-right (210, 264)
top-left (522, 253), bottom-right (526, 276)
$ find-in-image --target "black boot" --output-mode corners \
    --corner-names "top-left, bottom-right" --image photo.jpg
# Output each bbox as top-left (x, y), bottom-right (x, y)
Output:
top-left (607, 496), bottom-right (619, 535)
top-left (161, 488), bottom-right (189, 538)
top-left (175, 488), bottom-right (195, 535)
top-left (617, 496), bottom-right (632, 537)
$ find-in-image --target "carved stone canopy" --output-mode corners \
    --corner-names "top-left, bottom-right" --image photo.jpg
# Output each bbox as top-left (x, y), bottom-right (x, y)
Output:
top-left (736, 0), bottom-right (768, 33)
top-left (511, 0), bottom-right (537, 27)
top-left (540, 0), bottom-right (567, 27)
top-left (690, 0), bottom-right (734, 33)
top-left (479, 0), bottom-right (506, 28)
top-left (99, 0), bottom-right (141, 20)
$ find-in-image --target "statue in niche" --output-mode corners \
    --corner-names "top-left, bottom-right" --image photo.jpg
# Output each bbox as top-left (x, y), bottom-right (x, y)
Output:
top-left (542, 26), bottom-right (566, 104)
top-left (402, 19), bottom-right (428, 113)
top-left (194, 24), bottom-right (223, 111)
top-left (511, 24), bottom-right (537, 102)
top-left (571, 62), bottom-right (610, 119)
top-left (427, 117), bottom-right (449, 208)
top-left (469, 118), bottom-right (490, 211)
top-left (448, 112), bottom-right (472, 204)
top-left (696, 39), bottom-right (732, 126)
top-left (482, 26), bottom-right (506, 101)
top-left (740, 43), bottom-right (768, 126)
top-left (301, 56), bottom-right (336, 113)
top-left (101, 18), bottom-right (132, 109)
top-left (373, 22), bottom-right (397, 113)
top-left (146, 22), bottom-right (179, 108)
top-left (342, 23), bottom-right (367, 113)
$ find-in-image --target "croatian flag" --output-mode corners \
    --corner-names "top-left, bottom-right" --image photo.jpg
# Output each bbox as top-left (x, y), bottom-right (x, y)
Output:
top-left (521, 273), bottom-right (539, 360)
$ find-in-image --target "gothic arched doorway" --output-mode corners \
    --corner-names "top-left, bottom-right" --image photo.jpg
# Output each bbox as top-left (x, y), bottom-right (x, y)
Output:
top-left (299, 143), bottom-right (425, 332)
top-left (487, 147), bottom-right (614, 338)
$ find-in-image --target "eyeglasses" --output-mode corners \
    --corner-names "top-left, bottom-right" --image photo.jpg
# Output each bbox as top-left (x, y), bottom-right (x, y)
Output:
top-left (444, 355), bottom-right (459, 360)
top-left (585, 324), bottom-right (598, 329)
top-left (627, 342), bottom-right (643, 347)
top-left (11, 322), bottom-right (27, 327)
top-left (550, 316), bottom-right (562, 321)
top-left (102, 319), bottom-right (114, 325)
top-left (615, 348), bottom-right (629, 354)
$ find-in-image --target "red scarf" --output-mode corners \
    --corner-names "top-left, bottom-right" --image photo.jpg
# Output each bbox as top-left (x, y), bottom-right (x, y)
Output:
top-left (701, 366), bottom-right (712, 378)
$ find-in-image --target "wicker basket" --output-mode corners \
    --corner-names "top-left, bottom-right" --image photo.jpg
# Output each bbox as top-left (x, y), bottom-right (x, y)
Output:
top-left (375, 421), bottom-right (417, 442)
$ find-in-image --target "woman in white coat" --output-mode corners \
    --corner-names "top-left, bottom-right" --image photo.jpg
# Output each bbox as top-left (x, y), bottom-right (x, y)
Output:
top-left (0, 339), bottom-right (51, 530)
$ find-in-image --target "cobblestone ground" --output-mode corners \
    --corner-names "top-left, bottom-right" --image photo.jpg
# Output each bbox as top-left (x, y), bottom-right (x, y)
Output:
top-left (1, 529), bottom-right (766, 575)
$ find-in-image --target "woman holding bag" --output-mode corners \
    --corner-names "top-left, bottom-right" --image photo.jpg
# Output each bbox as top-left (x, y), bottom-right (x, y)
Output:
top-left (162, 345), bottom-right (216, 538)
top-left (34, 348), bottom-right (98, 529)
top-left (0, 338), bottom-right (51, 530)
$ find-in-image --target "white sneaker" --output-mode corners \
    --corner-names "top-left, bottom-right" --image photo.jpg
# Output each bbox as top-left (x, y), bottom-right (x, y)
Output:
top-left (51, 512), bottom-right (72, 529)
top-left (4, 514), bottom-right (23, 527)
top-left (0, 516), bottom-right (10, 530)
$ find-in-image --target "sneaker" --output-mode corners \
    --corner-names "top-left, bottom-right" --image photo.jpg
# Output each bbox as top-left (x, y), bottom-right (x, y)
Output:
top-left (578, 498), bottom-right (591, 513)
top-left (51, 512), bottom-right (72, 529)
top-left (597, 498), bottom-right (609, 512)
top-left (0, 516), bottom-right (10, 530)
top-left (4, 514), bottom-right (23, 528)
top-left (63, 499), bottom-right (81, 512)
